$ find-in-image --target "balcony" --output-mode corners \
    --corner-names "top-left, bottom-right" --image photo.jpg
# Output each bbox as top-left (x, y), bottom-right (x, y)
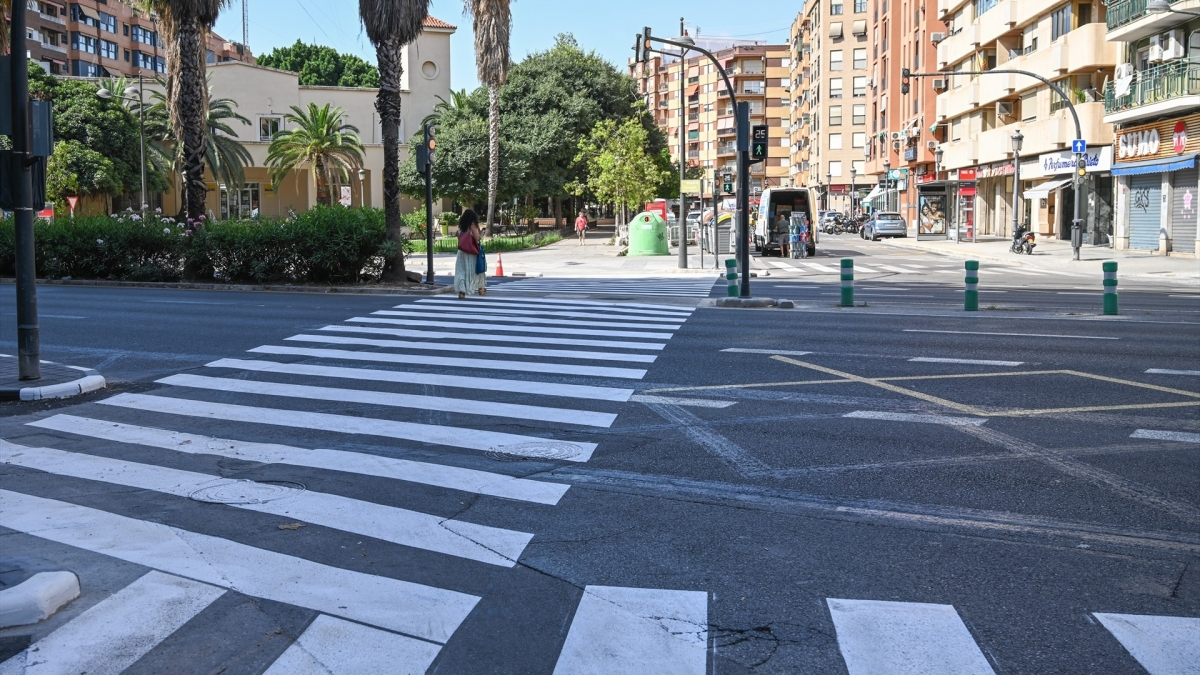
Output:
top-left (39, 41), bottom-right (67, 53)
top-left (38, 12), bottom-right (66, 25)
top-left (1103, 60), bottom-right (1200, 123)
top-left (1107, 0), bottom-right (1200, 42)
top-left (717, 144), bottom-right (738, 156)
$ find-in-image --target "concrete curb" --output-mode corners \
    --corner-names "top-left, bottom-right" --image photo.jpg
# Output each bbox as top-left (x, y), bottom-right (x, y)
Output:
top-left (0, 571), bottom-right (80, 628)
top-left (0, 359), bottom-right (107, 401)
top-left (709, 297), bottom-right (793, 309)
top-left (0, 278), bottom-right (455, 296)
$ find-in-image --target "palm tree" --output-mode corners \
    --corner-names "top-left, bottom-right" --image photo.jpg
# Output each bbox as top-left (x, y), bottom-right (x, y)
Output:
top-left (265, 103), bottom-right (364, 206)
top-left (136, 77), bottom-right (253, 190)
top-left (138, 0), bottom-right (229, 221)
top-left (421, 89), bottom-right (472, 129)
top-left (466, 0), bottom-right (512, 236)
top-left (359, 0), bottom-right (430, 282)
top-left (1, 0), bottom-right (10, 54)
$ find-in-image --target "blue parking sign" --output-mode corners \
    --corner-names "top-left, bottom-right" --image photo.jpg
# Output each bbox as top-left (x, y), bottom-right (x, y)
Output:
top-left (1071, 139), bottom-right (1087, 154)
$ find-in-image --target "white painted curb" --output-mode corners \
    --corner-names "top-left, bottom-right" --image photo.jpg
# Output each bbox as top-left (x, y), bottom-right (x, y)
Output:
top-left (0, 571), bottom-right (81, 628)
top-left (20, 374), bottom-right (107, 401)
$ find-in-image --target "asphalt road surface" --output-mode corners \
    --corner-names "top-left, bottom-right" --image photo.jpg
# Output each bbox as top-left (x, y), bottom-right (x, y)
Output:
top-left (0, 248), bottom-right (1197, 674)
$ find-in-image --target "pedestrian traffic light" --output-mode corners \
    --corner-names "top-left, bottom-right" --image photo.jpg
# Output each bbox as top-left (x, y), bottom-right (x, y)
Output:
top-left (901, 68), bottom-right (911, 95)
top-left (722, 173), bottom-right (734, 194)
top-left (641, 27), bottom-right (653, 64)
top-left (750, 125), bottom-right (769, 163)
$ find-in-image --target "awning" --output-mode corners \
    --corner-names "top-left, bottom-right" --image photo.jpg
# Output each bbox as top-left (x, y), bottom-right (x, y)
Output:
top-left (717, 117), bottom-right (735, 130)
top-left (1110, 154), bottom-right (1199, 176)
top-left (1023, 177), bottom-right (1071, 199)
top-left (686, 84), bottom-right (699, 97)
top-left (852, 20), bottom-right (867, 35)
top-left (829, 22), bottom-right (843, 38)
top-left (75, 4), bottom-right (100, 21)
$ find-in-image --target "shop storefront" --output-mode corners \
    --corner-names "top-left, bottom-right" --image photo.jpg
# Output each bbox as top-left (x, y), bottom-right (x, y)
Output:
top-left (1113, 113), bottom-right (1200, 255)
top-left (1030, 146), bottom-right (1114, 245)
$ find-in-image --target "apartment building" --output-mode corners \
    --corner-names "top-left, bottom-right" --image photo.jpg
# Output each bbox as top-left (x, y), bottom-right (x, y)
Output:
top-left (934, 0), bottom-right (1118, 242)
top-left (788, 0), bottom-right (872, 214)
top-left (18, 0), bottom-right (252, 78)
top-left (862, 0), bottom-right (946, 234)
top-left (630, 40), bottom-right (790, 209)
top-left (1102, 0), bottom-right (1199, 256)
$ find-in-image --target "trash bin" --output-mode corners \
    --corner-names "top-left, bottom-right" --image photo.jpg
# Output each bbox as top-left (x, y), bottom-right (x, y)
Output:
top-left (704, 213), bottom-right (734, 254)
top-left (627, 212), bottom-right (670, 256)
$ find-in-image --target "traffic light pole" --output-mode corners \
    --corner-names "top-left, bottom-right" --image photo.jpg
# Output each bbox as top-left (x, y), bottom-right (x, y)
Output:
top-left (422, 123), bottom-right (435, 284)
top-left (9, 9), bottom-right (41, 380)
top-left (909, 68), bottom-right (1084, 260)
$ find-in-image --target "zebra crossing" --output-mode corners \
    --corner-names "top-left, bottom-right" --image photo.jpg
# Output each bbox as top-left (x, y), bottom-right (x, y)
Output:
top-left (492, 276), bottom-right (719, 297)
top-left (0, 295), bottom-right (706, 673)
top-left (761, 258), bottom-right (1089, 278)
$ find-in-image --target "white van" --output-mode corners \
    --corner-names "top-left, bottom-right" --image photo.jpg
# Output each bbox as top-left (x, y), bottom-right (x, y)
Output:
top-left (753, 188), bottom-right (817, 257)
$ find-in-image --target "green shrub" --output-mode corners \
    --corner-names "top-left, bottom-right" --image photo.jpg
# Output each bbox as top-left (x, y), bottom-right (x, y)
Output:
top-left (0, 213), bottom-right (186, 281)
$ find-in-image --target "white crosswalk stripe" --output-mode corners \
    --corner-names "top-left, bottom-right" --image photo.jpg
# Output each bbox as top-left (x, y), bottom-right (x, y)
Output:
top-left (827, 598), bottom-right (996, 675)
top-left (492, 276), bottom-right (717, 297)
top-left (2, 297), bottom-right (698, 672)
top-left (1094, 612), bottom-right (1200, 675)
top-left (800, 262), bottom-right (841, 273)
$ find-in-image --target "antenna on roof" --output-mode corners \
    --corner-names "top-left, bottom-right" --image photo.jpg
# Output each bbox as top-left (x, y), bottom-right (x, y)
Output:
top-left (242, 0), bottom-right (249, 48)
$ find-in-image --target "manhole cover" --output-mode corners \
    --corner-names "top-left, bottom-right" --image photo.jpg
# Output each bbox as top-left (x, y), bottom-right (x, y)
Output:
top-left (190, 480), bottom-right (306, 505)
top-left (485, 441), bottom-right (584, 462)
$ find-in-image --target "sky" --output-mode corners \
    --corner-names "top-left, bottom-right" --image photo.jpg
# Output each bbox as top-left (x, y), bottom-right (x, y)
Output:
top-left (213, 0), bottom-right (799, 92)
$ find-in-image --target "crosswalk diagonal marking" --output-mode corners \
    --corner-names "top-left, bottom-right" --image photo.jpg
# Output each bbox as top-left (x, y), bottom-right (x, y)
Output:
top-left (0, 441), bottom-right (534, 566)
top-left (553, 586), bottom-right (708, 675)
top-left (284, 333), bottom-right (658, 363)
top-left (346, 316), bottom-right (674, 340)
top-left (372, 310), bottom-right (683, 331)
top-left (0, 571), bottom-right (224, 675)
top-left (1094, 612), bottom-right (1200, 675)
top-left (0, 490), bottom-right (480, 642)
top-left (28, 415), bottom-right (571, 505)
top-left (207, 359), bottom-right (635, 402)
top-left (827, 598), bottom-right (996, 675)
top-left (249, 345), bottom-right (648, 379)
top-left (263, 615), bottom-right (442, 675)
top-left (156, 374), bottom-right (618, 428)
top-left (319, 325), bottom-right (667, 351)
top-left (99, 393), bottom-right (600, 461)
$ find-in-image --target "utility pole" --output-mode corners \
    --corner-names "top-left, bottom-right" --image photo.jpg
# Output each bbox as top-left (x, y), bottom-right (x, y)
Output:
top-left (9, 8), bottom-right (41, 380)
top-left (677, 17), bottom-right (689, 269)
top-left (418, 123), bottom-right (436, 284)
top-left (242, 0), bottom-right (250, 48)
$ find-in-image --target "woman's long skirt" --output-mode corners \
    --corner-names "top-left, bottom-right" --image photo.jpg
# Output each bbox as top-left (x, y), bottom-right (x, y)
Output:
top-left (454, 250), bottom-right (486, 294)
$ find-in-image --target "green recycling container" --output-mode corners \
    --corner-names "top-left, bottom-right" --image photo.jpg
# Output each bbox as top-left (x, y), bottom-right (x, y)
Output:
top-left (627, 212), bottom-right (670, 256)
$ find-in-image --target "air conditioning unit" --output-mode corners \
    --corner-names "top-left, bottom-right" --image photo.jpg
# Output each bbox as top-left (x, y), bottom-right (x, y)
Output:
top-left (996, 101), bottom-right (1014, 117)
top-left (931, 32), bottom-right (946, 44)
top-left (1164, 29), bottom-right (1186, 60)
top-left (926, 140), bottom-right (938, 149)
top-left (1115, 62), bottom-right (1135, 80)
top-left (909, 127), bottom-right (921, 138)
top-left (932, 79), bottom-right (948, 90)
top-left (1148, 35), bottom-right (1164, 63)
top-left (890, 131), bottom-right (903, 141)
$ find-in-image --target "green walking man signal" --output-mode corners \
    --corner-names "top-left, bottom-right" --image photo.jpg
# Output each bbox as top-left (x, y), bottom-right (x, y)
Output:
top-left (722, 172), bottom-right (734, 194)
top-left (750, 125), bottom-right (768, 163)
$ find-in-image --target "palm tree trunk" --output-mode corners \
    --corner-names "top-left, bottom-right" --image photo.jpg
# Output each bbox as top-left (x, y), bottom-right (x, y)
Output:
top-left (376, 35), bottom-right (406, 282)
top-left (315, 157), bottom-right (329, 206)
top-left (171, 16), bottom-right (210, 222)
top-left (485, 83), bottom-right (500, 238)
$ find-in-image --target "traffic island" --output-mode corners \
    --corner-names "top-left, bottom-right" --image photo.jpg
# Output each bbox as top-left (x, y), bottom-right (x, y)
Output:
top-left (711, 297), bottom-right (792, 308)
top-left (0, 356), bottom-right (106, 401)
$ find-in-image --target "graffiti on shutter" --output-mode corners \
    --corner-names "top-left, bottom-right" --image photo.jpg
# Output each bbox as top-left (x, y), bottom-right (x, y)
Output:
top-left (1171, 168), bottom-right (1198, 254)
top-left (1128, 174), bottom-right (1162, 251)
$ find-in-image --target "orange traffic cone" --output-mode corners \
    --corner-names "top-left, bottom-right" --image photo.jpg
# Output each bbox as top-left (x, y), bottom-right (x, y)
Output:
top-left (495, 253), bottom-right (505, 277)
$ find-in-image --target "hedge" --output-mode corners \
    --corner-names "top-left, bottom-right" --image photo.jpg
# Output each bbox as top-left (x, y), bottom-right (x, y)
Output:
top-left (409, 231), bottom-right (564, 254)
top-left (0, 206), bottom-right (409, 284)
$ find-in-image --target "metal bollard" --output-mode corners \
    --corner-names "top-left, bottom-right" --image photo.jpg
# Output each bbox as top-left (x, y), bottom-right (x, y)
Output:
top-left (725, 259), bottom-right (738, 297)
top-left (840, 258), bottom-right (854, 307)
top-left (1103, 261), bottom-right (1118, 315)
top-left (965, 260), bottom-right (979, 311)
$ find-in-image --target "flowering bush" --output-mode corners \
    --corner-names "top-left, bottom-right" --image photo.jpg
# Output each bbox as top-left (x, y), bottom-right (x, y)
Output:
top-left (0, 206), bottom-right (409, 284)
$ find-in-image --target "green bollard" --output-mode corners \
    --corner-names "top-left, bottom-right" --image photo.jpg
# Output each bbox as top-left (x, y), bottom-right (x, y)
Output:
top-left (840, 258), bottom-right (854, 307)
top-left (1103, 261), bottom-right (1118, 315)
top-left (965, 260), bottom-right (979, 311)
top-left (725, 259), bottom-right (738, 297)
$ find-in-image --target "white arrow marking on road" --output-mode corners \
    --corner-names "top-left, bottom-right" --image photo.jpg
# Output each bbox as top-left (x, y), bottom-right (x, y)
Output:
top-left (0, 490), bottom-right (480, 642)
top-left (843, 411), bottom-right (988, 427)
top-left (29, 414), bottom-right (570, 505)
top-left (827, 598), bottom-right (996, 675)
top-left (1131, 429), bottom-right (1200, 444)
top-left (263, 615), bottom-right (442, 675)
top-left (1094, 613), bottom-right (1200, 675)
top-left (0, 571), bottom-right (224, 675)
top-left (909, 357), bottom-right (1024, 367)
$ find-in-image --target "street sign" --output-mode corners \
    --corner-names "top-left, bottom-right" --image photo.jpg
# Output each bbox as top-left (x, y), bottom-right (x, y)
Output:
top-left (680, 179), bottom-right (701, 195)
top-left (1071, 139), bottom-right (1087, 154)
top-left (750, 125), bottom-right (769, 163)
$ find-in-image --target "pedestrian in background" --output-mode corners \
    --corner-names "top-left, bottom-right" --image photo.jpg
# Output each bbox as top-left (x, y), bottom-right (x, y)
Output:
top-left (455, 209), bottom-right (486, 299)
top-left (575, 210), bottom-right (589, 246)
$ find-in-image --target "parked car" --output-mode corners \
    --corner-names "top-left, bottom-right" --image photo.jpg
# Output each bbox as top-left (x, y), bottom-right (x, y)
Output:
top-left (863, 212), bottom-right (908, 240)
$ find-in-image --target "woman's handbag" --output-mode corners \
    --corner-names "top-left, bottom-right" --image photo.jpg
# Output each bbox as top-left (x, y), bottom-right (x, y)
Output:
top-left (475, 243), bottom-right (487, 274)
top-left (457, 231), bottom-right (479, 255)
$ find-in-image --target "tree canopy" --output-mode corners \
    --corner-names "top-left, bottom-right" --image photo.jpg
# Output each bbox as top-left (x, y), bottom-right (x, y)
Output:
top-left (258, 40), bottom-right (381, 88)
top-left (571, 118), bottom-right (668, 217)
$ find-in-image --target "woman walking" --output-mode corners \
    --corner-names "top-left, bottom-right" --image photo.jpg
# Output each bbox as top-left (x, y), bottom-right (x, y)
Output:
top-left (575, 210), bottom-right (588, 246)
top-left (455, 209), bottom-right (487, 299)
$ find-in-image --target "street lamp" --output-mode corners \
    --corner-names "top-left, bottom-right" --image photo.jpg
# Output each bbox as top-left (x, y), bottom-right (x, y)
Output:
top-left (826, 171), bottom-right (833, 213)
top-left (1147, 0), bottom-right (1200, 15)
top-left (1010, 130), bottom-right (1024, 242)
top-left (98, 75), bottom-right (148, 216)
top-left (883, 160), bottom-right (891, 212)
top-left (850, 167), bottom-right (857, 216)
top-left (933, 146), bottom-right (944, 179)
top-left (357, 168), bottom-right (366, 207)
top-left (675, 19), bottom-right (696, 269)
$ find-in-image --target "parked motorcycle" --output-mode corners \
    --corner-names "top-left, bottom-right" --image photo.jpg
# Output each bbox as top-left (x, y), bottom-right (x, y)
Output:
top-left (1010, 228), bottom-right (1035, 255)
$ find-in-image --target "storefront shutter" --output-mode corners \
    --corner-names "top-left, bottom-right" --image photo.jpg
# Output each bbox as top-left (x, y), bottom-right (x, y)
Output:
top-left (1170, 168), bottom-right (1198, 254)
top-left (1128, 174), bottom-right (1162, 250)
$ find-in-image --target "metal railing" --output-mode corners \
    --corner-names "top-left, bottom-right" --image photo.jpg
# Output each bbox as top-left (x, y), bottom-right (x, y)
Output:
top-left (1104, 60), bottom-right (1200, 114)
top-left (1107, 0), bottom-right (1184, 30)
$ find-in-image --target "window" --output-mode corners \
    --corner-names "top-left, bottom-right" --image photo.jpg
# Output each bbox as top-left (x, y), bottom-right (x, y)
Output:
top-left (1051, 4), bottom-right (1072, 40)
top-left (853, 48), bottom-right (866, 70)
top-left (951, 116), bottom-right (963, 142)
top-left (123, 24), bottom-right (129, 36)
top-left (853, 76), bottom-right (866, 97)
top-left (1020, 91), bottom-right (1038, 121)
top-left (830, 133), bottom-right (843, 150)
top-left (852, 104), bottom-right (866, 124)
top-left (830, 105), bottom-right (843, 125)
top-left (830, 50), bottom-right (843, 71)
top-left (98, 11), bottom-right (116, 33)
top-left (71, 31), bottom-right (97, 54)
top-left (71, 60), bottom-right (101, 77)
top-left (854, 0), bottom-right (867, 11)
top-left (830, 160), bottom-right (843, 177)
top-left (220, 183), bottom-right (261, 220)
top-left (974, 0), bottom-right (999, 17)
top-left (99, 39), bottom-right (117, 60)
top-left (831, 2), bottom-right (844, 14)
top-left (852, 160), bottom-right (865, 174)
top-left (852, 132), bottom-right (866, 148)
top-left (830, 77), bottom-right (843, 98)
top-left (1078, 3), bottom-right (1092, 25)
top-left (70, 4), bottom-right (97, 27)
top-left (132, 26), bottom-right (158, 47)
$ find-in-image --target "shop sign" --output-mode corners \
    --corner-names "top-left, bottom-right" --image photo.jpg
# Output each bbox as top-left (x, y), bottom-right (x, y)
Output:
top-left (957, 168), bottom-right (977, 181)
top-left (1040, 146), bottom-right (1112, 175)
top-left (1115, 113), bottom-right (1200, 163)
top-left (976, 162), bottom-right (1015, 179)
top-left (959, 185), bottom-right (977, 196)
